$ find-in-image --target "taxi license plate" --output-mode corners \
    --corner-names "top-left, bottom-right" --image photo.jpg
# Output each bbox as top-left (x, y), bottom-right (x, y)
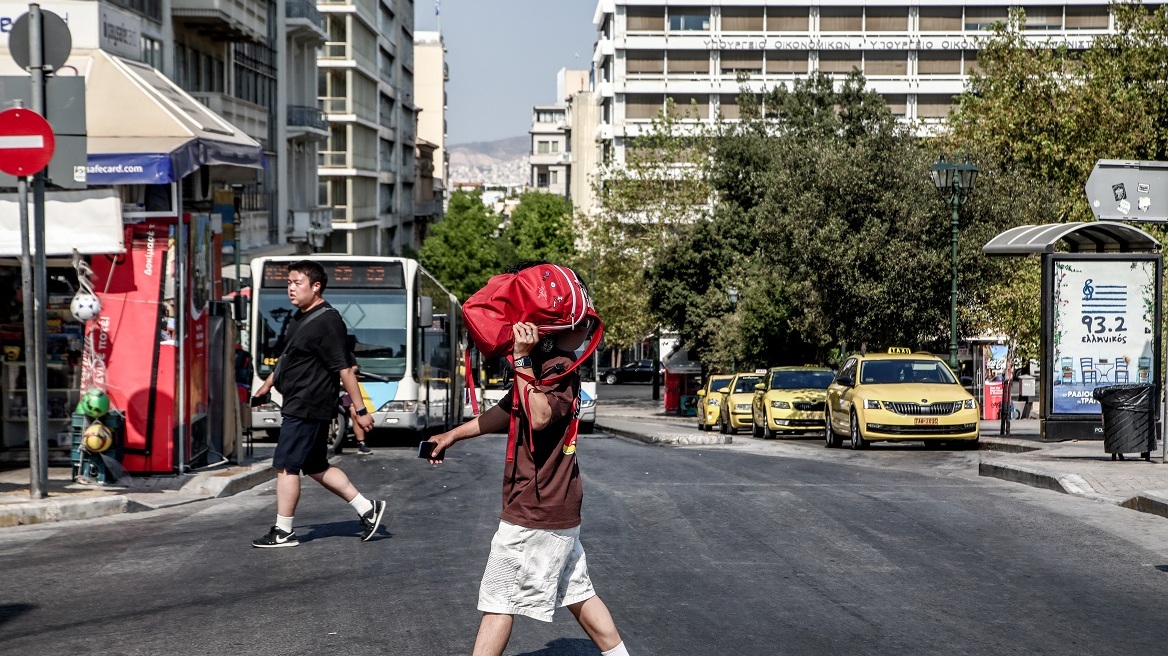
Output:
top-left (914, 417), bottom-right (939, 426)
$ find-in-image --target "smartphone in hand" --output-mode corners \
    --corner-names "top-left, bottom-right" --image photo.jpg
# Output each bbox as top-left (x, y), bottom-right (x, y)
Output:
top-left (250, 392), bottom-right (271, 408)
top-left (418, 441), bottom-right (444, 461)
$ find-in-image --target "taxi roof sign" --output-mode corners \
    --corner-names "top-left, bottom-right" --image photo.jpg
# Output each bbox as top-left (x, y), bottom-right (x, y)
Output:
top-left (754, 369), bottom-right (768, 374)
top-left (887, 347), bottom-right (912, 354)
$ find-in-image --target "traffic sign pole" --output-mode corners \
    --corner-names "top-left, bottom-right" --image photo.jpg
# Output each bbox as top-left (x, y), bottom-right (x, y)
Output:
top-left (28, 4), bottom-right (49, 499)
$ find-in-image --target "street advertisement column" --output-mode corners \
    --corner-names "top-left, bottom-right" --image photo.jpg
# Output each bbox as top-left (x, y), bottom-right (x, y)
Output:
top-left (1046, 256), bottom-right (1160, 439)
top-left (88, 221), bottom-right (177, 473)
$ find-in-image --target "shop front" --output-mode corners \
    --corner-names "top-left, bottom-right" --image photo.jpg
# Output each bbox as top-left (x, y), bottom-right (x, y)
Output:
top-left (0, 50), bottom-right (264, 473)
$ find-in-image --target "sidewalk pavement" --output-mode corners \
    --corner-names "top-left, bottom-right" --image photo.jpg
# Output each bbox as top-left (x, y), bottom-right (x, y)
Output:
top-left (0, 440), bottom-right (281, 528)
top-left (5, 402), bottom-right (1168, 527)
top-left (596, 399), bottom-right (1168, 521)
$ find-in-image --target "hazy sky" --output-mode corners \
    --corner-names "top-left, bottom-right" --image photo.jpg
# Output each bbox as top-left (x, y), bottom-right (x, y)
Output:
top-left (414, 0), bottom-right (597, 146)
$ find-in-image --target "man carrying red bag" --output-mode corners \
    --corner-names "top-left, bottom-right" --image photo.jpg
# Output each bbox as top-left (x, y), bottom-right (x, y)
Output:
top-left (423, 262), bottom-right (631, 656)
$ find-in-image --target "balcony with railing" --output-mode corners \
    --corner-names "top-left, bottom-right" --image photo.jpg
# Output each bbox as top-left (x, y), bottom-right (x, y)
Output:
top-left (287, 104), bottom-right (328, 140)
top-left (285, 0), bottom-right (327, 42)
top-left (172, 0), bottom-right (267, 43)
top-left (413, 200), bottom-right (441, 218)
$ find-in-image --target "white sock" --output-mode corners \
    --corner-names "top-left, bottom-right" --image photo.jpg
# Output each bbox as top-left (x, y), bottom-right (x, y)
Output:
top-left (601, 642), bottom-right (628, 656)
top-left (276, 514), bottom-right (293, 534)
top-left (349, 493), bottom-right (373, 516)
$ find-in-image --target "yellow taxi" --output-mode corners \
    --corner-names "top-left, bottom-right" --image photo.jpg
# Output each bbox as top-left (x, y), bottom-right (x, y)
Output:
top-left (695, 374), bottom-right (734, 431)
top-left (750, 366), bottom-right (836, 439)
top-left (825, 348), bottom-right (979, 450)
top-left (717, 370), bottom-right (766, 434)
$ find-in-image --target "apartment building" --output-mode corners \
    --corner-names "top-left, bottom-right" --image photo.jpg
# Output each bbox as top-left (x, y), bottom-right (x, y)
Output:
top-left (412, 30), bottom-right (447, 251)
top-left (318, 0), bottom-right (417, 255)
top-left (591, 1), bottom-right (1121, 165)
top-left (529, 69), bottom-right (591, 199)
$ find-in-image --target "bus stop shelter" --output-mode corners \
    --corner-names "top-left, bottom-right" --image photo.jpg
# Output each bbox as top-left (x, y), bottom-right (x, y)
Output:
top-left (983, 222), bottom-right (1163, 443)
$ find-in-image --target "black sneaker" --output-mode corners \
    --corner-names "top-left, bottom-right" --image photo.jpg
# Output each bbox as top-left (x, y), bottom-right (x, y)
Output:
top-left (360, 500), bottom-right (386, 541)
top-left (252, 526), bottom-right (298, 548)
top-left (357, 442), bottom-right (372, 456)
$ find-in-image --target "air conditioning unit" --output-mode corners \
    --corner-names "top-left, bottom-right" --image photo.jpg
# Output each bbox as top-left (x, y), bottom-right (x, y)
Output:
top-left (182, 167), bottom-right (213, 202)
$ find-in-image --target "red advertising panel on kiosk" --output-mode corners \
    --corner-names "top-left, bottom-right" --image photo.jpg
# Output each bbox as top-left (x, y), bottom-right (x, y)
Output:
top-left (84, 214), bottom-right (220, 474)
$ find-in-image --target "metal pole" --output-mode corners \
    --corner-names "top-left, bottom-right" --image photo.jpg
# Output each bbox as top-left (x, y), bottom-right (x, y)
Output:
top-left (18, 175), bottom-right (45, 498)
top-left (949, 191), bottom-right (960, 372)
top-left (29, 4), bottom-right (49, 497)
top-left (176, 196), bottom-right (186, 473)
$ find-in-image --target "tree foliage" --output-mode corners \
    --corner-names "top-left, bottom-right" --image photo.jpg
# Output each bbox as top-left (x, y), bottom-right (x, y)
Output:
top-left (503, 192), bottom-right (576, 266)
top-left (418, 190), bottom-right (500, 300)
top-left (647, 72), bottom-right (1054, 370)
top-left (583, 100), bottom-right (714, 350)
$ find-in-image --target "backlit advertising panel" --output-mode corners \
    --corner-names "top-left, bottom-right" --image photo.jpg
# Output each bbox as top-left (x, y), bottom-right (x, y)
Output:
top-left (1049, 257), bottom-right (1158, 415)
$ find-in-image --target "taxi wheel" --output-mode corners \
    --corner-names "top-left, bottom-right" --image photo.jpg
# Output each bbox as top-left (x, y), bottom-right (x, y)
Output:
top-left (763, 422), bottom-right (775, 440)
top-left (824, 412), bottom-right (842, 448)
top-left (752, 420), bottom-right (763, 438)
top-left (849, 411), bottom-right (869, 450)
top-left (720, 417), bottom-right (729, 434)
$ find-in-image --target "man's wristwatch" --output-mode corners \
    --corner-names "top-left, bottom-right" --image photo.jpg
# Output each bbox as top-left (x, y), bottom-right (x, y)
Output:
top-left (355, 407), bottom-right (369, 417)
top-left (513, 356), bottom-right (533, 369)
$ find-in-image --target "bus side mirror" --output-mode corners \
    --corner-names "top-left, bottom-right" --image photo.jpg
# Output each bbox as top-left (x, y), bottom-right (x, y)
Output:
top-left (233, 294), bottom-right (248, 322)
top-left (420, 296), bottom-right (433, 328)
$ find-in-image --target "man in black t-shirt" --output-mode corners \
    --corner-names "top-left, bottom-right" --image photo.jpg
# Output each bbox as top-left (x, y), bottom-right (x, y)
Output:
top-left (249, 260), bottom-right (385, 548)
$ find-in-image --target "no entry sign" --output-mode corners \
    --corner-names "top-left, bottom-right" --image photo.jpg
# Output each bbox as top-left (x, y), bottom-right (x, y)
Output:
top-left (0, 108), bottom-right (56, 177)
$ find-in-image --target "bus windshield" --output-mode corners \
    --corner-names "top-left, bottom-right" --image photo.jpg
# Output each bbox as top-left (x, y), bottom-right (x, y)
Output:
top-left (255, 288), bottom-right (409, 381)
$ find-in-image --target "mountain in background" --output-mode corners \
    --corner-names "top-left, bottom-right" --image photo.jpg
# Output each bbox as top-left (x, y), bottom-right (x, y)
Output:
top-left (448, 135), bottom-right (529, 187)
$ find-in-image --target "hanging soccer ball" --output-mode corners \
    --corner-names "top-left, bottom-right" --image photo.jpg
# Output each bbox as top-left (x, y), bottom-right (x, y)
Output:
top-left (76, 389), bottom-right (110, 419)
top-left (82, 421), bottom-right (113, 453)
top-left (70, 292), bottom-right (102, 322)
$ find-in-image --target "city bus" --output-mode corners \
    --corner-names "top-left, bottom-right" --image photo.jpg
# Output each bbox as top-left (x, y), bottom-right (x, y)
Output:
top-left (248, 256), bottom-right (464, 446)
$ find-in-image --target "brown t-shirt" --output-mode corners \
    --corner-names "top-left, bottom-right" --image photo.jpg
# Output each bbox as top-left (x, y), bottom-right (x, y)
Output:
top-left (495, 351), bottom-right (583, 530)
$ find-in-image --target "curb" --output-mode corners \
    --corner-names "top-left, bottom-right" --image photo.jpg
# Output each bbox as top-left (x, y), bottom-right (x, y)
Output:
top-left (0, 495), bottom-right (128, 528)
top-left (598, 422), bottom-right (733, 446)
top-left (1120, 490), bottom-right (1168, 520)
top-left (0, 462), bottom-right (277, 528)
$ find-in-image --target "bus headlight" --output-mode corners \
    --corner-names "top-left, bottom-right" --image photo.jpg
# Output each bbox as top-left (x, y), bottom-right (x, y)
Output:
top-left (580, 399), bottom-right (596, 408)
top-left (380, 400), bottom-right (417, 412)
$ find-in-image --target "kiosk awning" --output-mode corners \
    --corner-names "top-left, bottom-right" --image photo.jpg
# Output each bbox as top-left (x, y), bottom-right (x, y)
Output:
top-left (0, 188), bottom-right (124, 256)
top-left (0, 50), bottom-right (264, 185)
top-left (982, 222), bottom-right (1161, 255)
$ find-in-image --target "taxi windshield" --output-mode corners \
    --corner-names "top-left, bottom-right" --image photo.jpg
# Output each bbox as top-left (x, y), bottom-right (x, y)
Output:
top-left (771, 370), bottom-right (835, 390)
top-left (732, 376), bottom-right (762, 393)
top-left (859, 360), bottom-right (957, 385)
top-left (710, 378), bottom-right (731, 392)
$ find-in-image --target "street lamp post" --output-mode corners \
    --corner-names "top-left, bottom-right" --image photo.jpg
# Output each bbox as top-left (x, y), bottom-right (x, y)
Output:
top-left (929, 156), bottom-right (979, 372)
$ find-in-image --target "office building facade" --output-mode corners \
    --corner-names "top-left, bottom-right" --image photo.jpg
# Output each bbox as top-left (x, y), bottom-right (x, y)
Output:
top-left (591, 1), bottom-right (1119, 165)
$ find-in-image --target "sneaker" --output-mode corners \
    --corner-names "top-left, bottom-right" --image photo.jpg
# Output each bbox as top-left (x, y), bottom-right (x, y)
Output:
top-left (360, 500), bottom-right (386, 541)
top-left (357, 442), bottom-right (372, 456)
top-left (252, 526), bottom-right (299, 548)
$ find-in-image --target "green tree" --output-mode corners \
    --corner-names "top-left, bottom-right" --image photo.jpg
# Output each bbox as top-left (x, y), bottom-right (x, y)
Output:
top-left (503, 192), bottom-right (576, 266)
top-left (418, 190), bottom-right (500, 300)
top-left (945, 3), bottom-right (1168, 222)
top-left (584, 99), bottom-right (714, 354)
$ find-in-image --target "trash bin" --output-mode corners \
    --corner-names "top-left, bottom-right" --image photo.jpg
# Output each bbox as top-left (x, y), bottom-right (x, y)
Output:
top-left (1092, 384), bottom-right (1157, 461)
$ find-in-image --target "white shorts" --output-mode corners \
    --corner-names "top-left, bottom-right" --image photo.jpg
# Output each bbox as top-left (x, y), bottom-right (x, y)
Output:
top-left (477, 520), bottom-right (596, 622)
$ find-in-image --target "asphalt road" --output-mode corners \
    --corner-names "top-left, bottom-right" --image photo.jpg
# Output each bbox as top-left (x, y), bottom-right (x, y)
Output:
top-left (3, 407), bottom-right (1168, 654)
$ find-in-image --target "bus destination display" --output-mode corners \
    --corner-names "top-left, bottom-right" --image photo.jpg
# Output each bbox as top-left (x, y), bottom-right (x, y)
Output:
top-left (261, 262), bottom-right (405, 288)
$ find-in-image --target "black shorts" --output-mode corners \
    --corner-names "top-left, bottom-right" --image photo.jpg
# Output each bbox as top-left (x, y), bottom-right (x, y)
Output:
top-left (273, 416), bottom-right (331, 475)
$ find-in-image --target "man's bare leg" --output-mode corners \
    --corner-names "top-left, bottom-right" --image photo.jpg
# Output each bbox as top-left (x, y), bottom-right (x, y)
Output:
top-left (275, 469), bottom-right (302, 516)
top-left (308, 465), bottom-right (359, 502)
top-left (472, 612), bottom-right (514, 656)
top-left (568, 596), bottom-right (622, 652)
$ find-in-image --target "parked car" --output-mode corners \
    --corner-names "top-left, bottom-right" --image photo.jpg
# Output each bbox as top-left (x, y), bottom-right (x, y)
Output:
top-left (825, 348), bottom-right (979, 450)
top-left (600, 359), bottom-right (657, 384)
top-left (718, 370), bottom-right (766, 434)
top-left (751, 366), bottom-right (836, 439)
top-left (695, 374), bottom-right (734, 431)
